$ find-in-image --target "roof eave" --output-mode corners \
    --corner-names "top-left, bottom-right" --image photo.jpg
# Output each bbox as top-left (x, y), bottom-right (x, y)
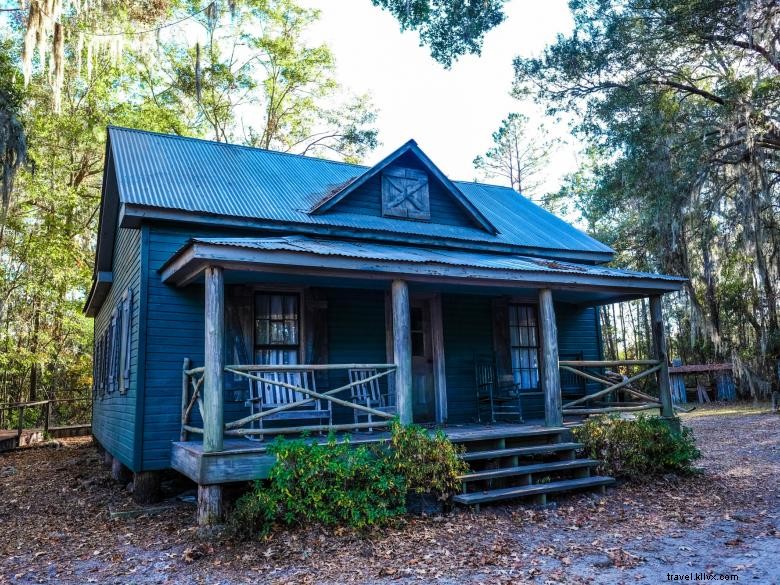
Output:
top-left (83, 271), bottom-right (114, 317)
top-left (159, 239), bottom-right (684, 296)
top-left (126, 204), bottom-right (615, 264)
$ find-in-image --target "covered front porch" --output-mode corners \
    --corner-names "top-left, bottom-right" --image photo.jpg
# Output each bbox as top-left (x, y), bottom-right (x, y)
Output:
top-left (160, 236), bottom-right (683, 522)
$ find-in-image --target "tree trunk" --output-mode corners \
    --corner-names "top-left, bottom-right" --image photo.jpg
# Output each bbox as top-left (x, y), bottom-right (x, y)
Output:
top-left (29, 304), bottom-right (40, 402)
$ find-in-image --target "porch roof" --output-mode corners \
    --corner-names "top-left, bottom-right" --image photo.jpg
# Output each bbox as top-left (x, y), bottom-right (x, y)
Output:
top-left (160, 236), bottom-right (684, 303)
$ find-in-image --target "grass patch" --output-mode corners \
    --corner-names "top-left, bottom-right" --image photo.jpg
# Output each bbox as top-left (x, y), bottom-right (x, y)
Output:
top-left (680, 401), bottom-right (774, 418)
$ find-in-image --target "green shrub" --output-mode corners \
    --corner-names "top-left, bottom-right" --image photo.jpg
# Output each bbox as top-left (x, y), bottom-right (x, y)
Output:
top-left (228, 484), bottom-right (279, 539)
top-left (229, 422), bottom-right (469, 538)
top-left (229, 434), bottom-right (405, 538)
top-left (387, 420), bottom-right (468, 500)
top-left (573, 414), bottom-right (701, 479)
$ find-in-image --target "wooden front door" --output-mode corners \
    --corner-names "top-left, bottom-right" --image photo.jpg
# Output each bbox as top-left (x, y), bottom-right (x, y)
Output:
top-left (411, 299), bottom-right (436, 423)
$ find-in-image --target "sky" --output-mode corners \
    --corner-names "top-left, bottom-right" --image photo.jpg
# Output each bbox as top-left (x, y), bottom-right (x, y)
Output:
top-left (0, 0), bottom-right (579, 193)
top-left (298, 0), bottom-right (580, 193)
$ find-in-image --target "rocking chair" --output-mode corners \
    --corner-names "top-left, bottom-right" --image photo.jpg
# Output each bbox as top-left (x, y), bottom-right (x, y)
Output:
top-left (348, 368), bottom-right (396, 432)
top-left (244, 368), bottom-right (332, 441)
top-left (474, 355), bottom-right (523, 424)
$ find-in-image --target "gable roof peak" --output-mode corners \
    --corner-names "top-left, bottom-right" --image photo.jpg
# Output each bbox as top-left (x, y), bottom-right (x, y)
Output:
top-left (308, 139), bottom-right (498, 234)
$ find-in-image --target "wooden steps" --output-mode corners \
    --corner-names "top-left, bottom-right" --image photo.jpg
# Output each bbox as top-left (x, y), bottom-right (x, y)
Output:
top-left (459, 458), bottom-right (600, 483)
top-left (449, 426), bottom-right (613, 508)
top-left (460, 442), bottom-right (583, 462)
top-left (453, 476), bottom-right (615, 505)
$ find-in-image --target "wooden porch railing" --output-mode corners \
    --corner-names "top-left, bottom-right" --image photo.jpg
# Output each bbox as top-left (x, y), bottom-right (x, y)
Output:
top-left (0, 397), bottom-right (92, 442)
top-left (558, 359), bottom-right (666, 415)
top-left (181, 360), bottom-right (398, 441)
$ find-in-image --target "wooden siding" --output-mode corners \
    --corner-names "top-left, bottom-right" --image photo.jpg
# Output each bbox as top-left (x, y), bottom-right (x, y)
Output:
top-left (92, 226), bottom-right (141, 469)
top-left (141, 225), bottom-right (337, 469)
top-left (332, 152), bottom-right (480, 229)
top-left (557, 305), bottom-right (601, 364)
top-left (324, 289), bottom-right (388, 424)
top-left (441, 294), bottom-right (494, 424)
top-left (142, 226), bottom-right (248, 470)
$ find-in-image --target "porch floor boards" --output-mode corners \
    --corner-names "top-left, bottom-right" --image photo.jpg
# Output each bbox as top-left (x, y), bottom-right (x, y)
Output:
top-left (176, 422), bottom-right (554, 457)
top-left (171, 422), bottom-right (557, 485)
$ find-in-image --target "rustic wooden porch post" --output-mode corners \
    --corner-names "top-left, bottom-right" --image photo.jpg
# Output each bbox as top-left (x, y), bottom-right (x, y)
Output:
top-left (538, 288), bottom-right (562, 427)
top-left (430, 294), bottom-right (448, 425)
top-left (649, 294), bottom-right (675, 419)
top-left (204, 266), bottom-right (225, 452)
top-left (392, 279), bottom-right (413, 425)
top-left (200, 265), bottom-right (224, 525)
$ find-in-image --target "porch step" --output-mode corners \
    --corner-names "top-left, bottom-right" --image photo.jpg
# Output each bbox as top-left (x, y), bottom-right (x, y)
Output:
top-left (459, 458), bottom-right (600, 483)
top-left (452, 476), bottom-right (615, 506)
top-left (460, 442), bottom-right (583, 462)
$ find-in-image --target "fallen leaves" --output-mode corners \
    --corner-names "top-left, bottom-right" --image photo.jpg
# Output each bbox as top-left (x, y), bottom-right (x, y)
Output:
top-left (181, 544), bottom-right (211, 563)
top-left (0, 407), bottom-right (778, 584)
top-left (606, 547), bottom-right (644, 568)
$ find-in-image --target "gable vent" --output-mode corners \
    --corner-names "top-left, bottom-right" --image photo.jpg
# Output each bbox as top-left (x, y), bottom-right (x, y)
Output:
top-left (381, 166), bottom-right (430, 220)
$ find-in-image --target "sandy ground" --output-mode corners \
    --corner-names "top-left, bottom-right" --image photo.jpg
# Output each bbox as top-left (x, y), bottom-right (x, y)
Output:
top-left (1, 403), bottom-right (778, 584)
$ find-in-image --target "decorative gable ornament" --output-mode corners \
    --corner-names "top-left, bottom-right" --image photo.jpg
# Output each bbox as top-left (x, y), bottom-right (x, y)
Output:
top-left (381, 166), bottom-right (430, 220)
top-left (307, 138), bottom-right (498, 234)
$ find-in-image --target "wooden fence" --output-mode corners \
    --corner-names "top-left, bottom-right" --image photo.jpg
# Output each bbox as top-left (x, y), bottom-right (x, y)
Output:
top-left (0, 397), bottom-right (92, 446)
top-left (557, 359), bottom-right (666, 415)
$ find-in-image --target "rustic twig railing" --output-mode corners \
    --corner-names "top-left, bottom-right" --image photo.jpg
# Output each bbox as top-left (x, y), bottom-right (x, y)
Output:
top-left (181, 358), bottom-right (206, 440)
top-left (181, 361), bottom-right (397, 441)
top-left (558, 359), bottom-right (664, 415)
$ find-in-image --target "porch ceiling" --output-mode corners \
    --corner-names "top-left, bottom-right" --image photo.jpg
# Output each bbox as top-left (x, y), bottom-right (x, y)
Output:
top-left (159, 236), bottom-right (685, 304)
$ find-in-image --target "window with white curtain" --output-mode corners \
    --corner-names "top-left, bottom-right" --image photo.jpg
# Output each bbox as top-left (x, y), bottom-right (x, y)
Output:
top-left (254, 292), bottom-right (300, 365)
top-left (509, 304), bottom-right (540, 390)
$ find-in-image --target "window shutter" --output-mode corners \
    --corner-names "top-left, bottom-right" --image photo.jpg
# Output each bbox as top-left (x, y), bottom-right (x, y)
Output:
top-left (98, 332), bottom-right (106, 397)
top-left (95, 334), bottom-right (102, 397)
top-left (108, 309), bottom-right (119, 393)
top-left (120, 289), bottom-right (133, 393)
top-left (106, 321), bottom-right (111, 394)
top-left (104, 329), bottom-right (111, 395)
top-left (114, 309), bottom-right (121, 393)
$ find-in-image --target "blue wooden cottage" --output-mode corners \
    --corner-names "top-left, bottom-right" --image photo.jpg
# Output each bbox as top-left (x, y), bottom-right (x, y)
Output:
top-left (86, 127), bottom-right (683, 522)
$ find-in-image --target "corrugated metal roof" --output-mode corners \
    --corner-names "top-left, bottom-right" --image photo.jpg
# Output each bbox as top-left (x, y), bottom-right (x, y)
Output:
top-left (183, 236), bottom-right (683, 283)
top-left (108, 127), bottom-right (613, 257)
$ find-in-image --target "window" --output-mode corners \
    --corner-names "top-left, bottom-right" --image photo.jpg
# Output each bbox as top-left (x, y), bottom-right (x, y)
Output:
top-left (509, 304), bottom-right (540, 390)
top-left (254, 292), bottom-right (300, 365)
top-left (94, 288), bottom-right (133, 398)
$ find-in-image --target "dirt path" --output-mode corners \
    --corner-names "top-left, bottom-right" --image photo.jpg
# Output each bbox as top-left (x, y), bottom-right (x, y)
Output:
top-left (1, 405), bottom-right (778, 584)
